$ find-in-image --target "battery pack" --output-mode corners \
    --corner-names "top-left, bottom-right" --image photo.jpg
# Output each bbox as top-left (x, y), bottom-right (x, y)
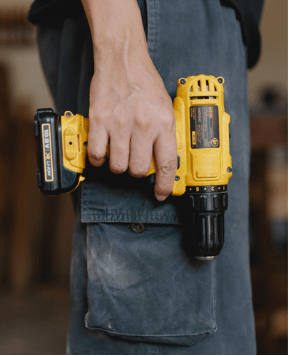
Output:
top-left (34, 108), bottom-right (82, 195)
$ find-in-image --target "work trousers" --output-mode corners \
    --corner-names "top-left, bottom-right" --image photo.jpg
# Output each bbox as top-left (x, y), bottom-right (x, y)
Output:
top-left (38, 0), bottom-right (256, 354)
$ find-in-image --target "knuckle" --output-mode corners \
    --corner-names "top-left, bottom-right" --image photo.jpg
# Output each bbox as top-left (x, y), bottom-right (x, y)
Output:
top-left (89, 106), bottom-right (110, 126)
top-left (89, 107), bottom-right (101, 121)
top-left (134, 116), bottom-right (150, 132)
top-left (116, 115), bottom-right (129, 131)
top-left (88, 150), bottom-right (105, 164)
top-left (157, 159), bottom-right (177, 175)
top-left (129, 164), bottom-right (148, 178)
top-left (160, 111), bottom-right (175, 131)
top-left (110, 161), bottom-right (128, 174)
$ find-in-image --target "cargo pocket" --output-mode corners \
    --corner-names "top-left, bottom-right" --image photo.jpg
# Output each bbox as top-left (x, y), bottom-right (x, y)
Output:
top-left (84, 222), bottom-right (217, 346)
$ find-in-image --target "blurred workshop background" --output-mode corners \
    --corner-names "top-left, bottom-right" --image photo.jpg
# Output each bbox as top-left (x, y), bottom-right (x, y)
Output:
top-left (0, 0), bottom-right (287, 354)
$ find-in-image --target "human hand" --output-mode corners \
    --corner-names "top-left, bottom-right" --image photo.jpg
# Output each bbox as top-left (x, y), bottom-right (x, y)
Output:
top-left (82, 0), bottom-right (177, 201)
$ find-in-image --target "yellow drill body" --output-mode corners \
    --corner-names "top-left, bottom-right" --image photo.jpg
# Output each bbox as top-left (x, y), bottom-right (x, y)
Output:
top-left (61, 74), bottom-right (232, 195)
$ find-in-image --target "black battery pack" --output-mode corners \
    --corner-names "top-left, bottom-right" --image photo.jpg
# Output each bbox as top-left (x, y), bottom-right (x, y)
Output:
top-left (34, 108), bottom-right (81, 195)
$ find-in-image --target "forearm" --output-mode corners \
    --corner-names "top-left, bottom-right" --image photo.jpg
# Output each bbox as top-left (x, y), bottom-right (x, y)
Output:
top-left (81, 0), bottom-right (149, 62)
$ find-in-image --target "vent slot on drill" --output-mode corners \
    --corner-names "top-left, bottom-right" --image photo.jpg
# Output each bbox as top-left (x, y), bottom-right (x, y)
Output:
top-left (191, 96), bottom-right (217, 100)
top-left (190, 79), bottom-right (217, 100)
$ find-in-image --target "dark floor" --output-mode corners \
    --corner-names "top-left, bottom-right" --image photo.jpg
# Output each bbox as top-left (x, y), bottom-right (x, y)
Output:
top-left (0, 287), bottom-right (70, 355)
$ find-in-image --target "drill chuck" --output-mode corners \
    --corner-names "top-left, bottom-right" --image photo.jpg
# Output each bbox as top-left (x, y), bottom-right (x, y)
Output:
top-left (184, 186), bottom-right (228, 260)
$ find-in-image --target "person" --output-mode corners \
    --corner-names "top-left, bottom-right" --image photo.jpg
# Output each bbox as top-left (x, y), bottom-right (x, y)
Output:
top-left (28, 0), bottom-right (263, 354)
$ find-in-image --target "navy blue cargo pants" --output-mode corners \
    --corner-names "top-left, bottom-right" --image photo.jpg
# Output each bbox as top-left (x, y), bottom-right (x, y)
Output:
top-left (37, 0), bottom-right (256, 354)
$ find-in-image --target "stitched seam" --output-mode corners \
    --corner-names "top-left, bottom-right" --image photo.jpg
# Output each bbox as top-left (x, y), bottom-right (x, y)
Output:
top-left (85, 321), bottom-right (212, 337)
top-left (81, 211), bottom-right (179, 217)
top-left (81, 213), bottom-right (181, 224)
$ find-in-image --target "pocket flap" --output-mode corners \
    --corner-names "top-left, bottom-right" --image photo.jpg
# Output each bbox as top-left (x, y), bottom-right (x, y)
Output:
top-left (81, 173), bottom-right (182, 225)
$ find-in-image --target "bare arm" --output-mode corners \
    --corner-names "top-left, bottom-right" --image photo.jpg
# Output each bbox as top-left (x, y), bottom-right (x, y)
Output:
top-left (81, 0), bottom-right (177, 201)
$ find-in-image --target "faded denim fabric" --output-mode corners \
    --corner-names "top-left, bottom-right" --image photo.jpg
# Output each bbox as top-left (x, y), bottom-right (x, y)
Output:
top-left (84, 223), bottom-right (216, 345)
top-left (37, 0), bottom-right (256, 354)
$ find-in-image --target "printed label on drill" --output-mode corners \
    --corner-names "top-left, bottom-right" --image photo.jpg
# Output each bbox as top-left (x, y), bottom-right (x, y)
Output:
top-left (42, 124), bottom-right (54, 182)
top-left (190, 105), bottom-right (220, 148)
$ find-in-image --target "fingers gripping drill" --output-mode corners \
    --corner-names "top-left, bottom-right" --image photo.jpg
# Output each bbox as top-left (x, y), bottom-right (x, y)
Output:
top-left (34, 74), bottom-right (232, 260)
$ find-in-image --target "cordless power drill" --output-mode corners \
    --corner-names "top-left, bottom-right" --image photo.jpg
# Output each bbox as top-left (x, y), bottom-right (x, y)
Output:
top-left (34, 74), bottom-right (232, 260)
